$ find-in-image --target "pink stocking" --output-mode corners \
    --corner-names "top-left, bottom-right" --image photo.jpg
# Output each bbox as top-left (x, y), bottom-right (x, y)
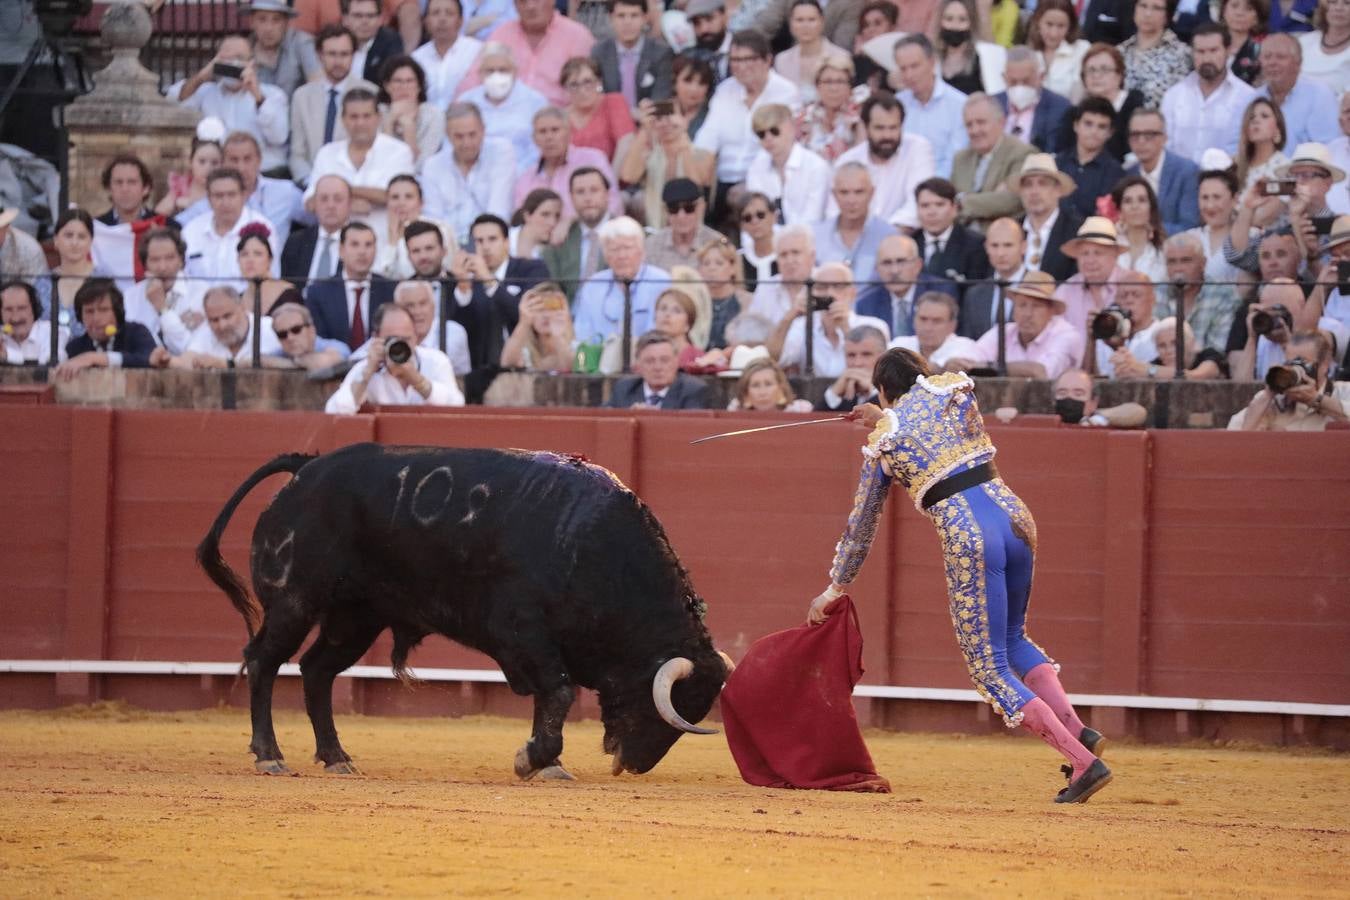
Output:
top-left (1019, 697), bottom-right (1096, 778)
top-left (1023, 663), bottom-right (1087, 735)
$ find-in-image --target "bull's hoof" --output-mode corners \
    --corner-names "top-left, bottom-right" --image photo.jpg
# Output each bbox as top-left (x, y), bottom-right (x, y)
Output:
top-left (535, 765), bottom-right (575, 781)
top-left (254, 759), bottom-right (293, 776)
top-left (324, 761), bottom-right (362, 775)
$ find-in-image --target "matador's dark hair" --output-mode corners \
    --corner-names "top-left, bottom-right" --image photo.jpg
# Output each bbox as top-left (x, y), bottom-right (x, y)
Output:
top-left (872, 347), bottom-right (933, 402)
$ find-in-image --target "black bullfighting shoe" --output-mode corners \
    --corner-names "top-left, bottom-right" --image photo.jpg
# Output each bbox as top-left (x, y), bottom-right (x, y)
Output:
top-left (1055, 759), bottom-right (1113, 804)
top-left (1079, 726), bottom-right (1106, 757)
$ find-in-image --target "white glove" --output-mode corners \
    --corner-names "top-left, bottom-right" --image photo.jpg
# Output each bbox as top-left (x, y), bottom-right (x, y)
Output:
top-left (807, 583), bottom-right (846, 625)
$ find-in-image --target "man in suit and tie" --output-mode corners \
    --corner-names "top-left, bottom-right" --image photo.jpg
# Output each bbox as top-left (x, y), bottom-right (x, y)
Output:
top-left (605, 331), bottom-right (710, 409)
top-left (282, 174), bottom-right (353, 290)
top-left (401, 219), bottom-right (453, 346)
top-left (592, 0), bottom-right (673, 112)
top-left (343, 0), bottom-right (405, 84)
top-left (304, 221), bottom-right (396, 348)
top-left (951, 93), bottom-right (1035, 228)
top-left (1013, 153), bottom-right (1082, 282)
top-left (914, 177), bottom-right (992, 292)
top-left (290, 24), bottom-right (378, 185)
top-left (1125, 108), bottom-right (1201, 236)
top-left (994, 46), bottom-right (1073, 155)
top-left (959, 217), bottom-right (1028, 340)
top-left (541, 166), bottom-right (612, 301)
top-left (854, 233), bottom-right (958, 338)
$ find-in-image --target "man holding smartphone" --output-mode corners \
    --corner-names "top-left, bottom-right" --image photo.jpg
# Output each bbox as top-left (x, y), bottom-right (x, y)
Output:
top-left (1225, 143), bottom-right (1343, 274)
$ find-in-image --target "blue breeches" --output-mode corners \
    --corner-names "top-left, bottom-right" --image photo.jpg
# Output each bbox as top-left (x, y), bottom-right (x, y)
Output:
top-left (928, 478), bottom-right (1051, 726)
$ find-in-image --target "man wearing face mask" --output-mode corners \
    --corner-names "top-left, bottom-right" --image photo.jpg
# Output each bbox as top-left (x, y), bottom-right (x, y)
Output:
top-left (1228, 330), bottom-right (1350, 431)
top-left (452, 0), bottom-right (595, 108)
top-left (168, 34), bottom-right (291, 175)
top-left (1045, 368), bottom-right (1147, 427)
top-left (994, 46), bottom-right (1072, 155)
top-left (458, 43), bottom-right (550, 174)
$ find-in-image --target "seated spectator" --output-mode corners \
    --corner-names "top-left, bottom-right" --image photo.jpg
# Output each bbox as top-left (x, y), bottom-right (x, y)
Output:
top-left (1013, 153), bottom-right (1081, 281)
top-left (729, 357), bottom-right (813, 411)
top-left (57, 279), bottom-right (162, 381)
top-left (815, 323), bottom-right (885, 411)
top-left (237, 223), bottom-right (303, 316)
top-left (1159, 232), bottom-right (1244, 354)
top-left (400, 218), bottom-right (451, 312)
top-left (851, 0), bottom-right (901, 95)
top-left (951, 270), bottom-right (1083, 378)
top-left (748, 223), bottom-right (815, 323)
top-left (1047, 367), bottom-right (1148, 426)
top-left (1027, 0), bottom-right (1089, 103)
top-left (645, 179), bottom-right (722, 273)
top-left (47, 210), bottom-right (103, 326)
top-left (182, 168), bottom-right (281, 284)
top-left (1329, 92), bottom-right (1350, 216)
top-left (1120, 0), bottom-right (1192, 109)
top-left (738, 191), bottom-right (780, 291)
top-left (412, 0), bottom-right (484, 111)
top-left (652, 287), bottom-right (705, 369)
top-left (421, 103), bottom-right (516, 246)
top-left (325, 302), bottom-right (466, 412)
top-left (1298, 215), bottom-right (1350, 350)
top-left (812, 163), bottom-right (893, 285)
top-left (541, 167), bottom-right (612, 299)
top-left (856, 233), bottom-right (958, 338)
top-left (1235, 98), bottom-right (1292, 202)
top-left (1125, 108), bottom-right (1201, 237)
top-left (454, 0), bottom-right (595, 108)
top-left (304, 88), bottom-right (416, 242)
top-left (668, 263), bottom-right (714, 360)
top-left (167, 34), bottom-right (290, 175)
top-left (934, 0), bottom-right (1008, 96)
top-left (0, 207), bottom-right (48, 291)
top-left (1056, 215), bottom-right (1130, 336)
top-left (1227, 142), bottom-right (1342, 272)
top-left (305, 221), bottom-right (396, 347)
top-left (155, 137), bottom-right (222, 219)
top-left (393, 279), bottom-right (472, 374)
top-left (265, 300), bottom-right (352, 371)
top-left (620, 98), bottom-right (716, 229)
top-left (0, 280), bottom-right (66, 365)
top-left (1093, 270), bottom-right (1160, 378)
top-left (914, 177), bottom-right (991, 290)
top-left (1298, 0), bottom-right (1350, 94)
top-left (460, 0), bottom-right (519, 41)
top-left (1112, 175), bottom-right (1168, 285)
top-left (1160, 23), bottom-right (1258, 165)
top-left (282, 174), bottom-right (352, 289)
top-left (951, 93), bottom-right (1034, 228)
top-left (377, 56), bottom-right (446, 170)
top-left (794, 56), bottom-right (864, 163)
top-left (1229, 277), bottom-right (1304, 380)
top-left (772, 262), bottom-right (890, 377)
top-left (171, 284), bottom-right (282, 368)
top-left (591, 0), bottom-right (672, 113)
top-left (561, 56), bottom-right (635, 161)
top-left (1187, 165), bottom-right (1248, 285)
top-left (670, 53), bottom-right (715, 137)
top-left (500, 281), bottom-right (575, 371)
top-left (1152, 317), bottom-right (1230, 380)
top-left (1059, 43), bottom-right (1145, 163)
top-left (960, 217), bottom-right (1026, 340)
top-left (1056, 97), bottom-right (1125, 219)
top-left (344, 0), bottom-right (404, 84)
top-left (742, 0), bottom-right (863, 50)
top-left (1228, 329), bottom-right (1350, 429)
top-left (695, 238), bottom-right (753, 350)
top-left (573, 216), bottom-right (671, 349)
top-left (289, 24), bottom-right (378, 185)
top-left (995, 45), bottom-right (1073, 155)
top-left (894, 34), bottom-right (969, 177)
top-left (97, 155), bottom-right (159, 226)
top-left (124, 228), bottom-right (208, 354)
top-left (1224, 230), bottom-right (1307, 367)
top-left (744, 103), bottom-right (832, 225)
top-left (512, 107), bottom-right (621, 218)
top-left (1255, 33), bottom-right (1339, 148)
top-left (604, 330), bottom-right (710, 408)
top-left (248, 0), bottom-right (321, 97)
top-left (510, 188), bottom-right (563, 260)
top-left (890, 291), bottom-right (980, 370)
top-left (774, 0), bottom-right (850, 104)
top-left (830, 93), bottom-right (933, 231)
top-left (178, 132), bottom-right (304, 246)
top-left (378, 174), bottom-right (443, 278)
top-left (1219, 0), bottom-right (1266, 86)
top-left (457, 44), bottom-right (550, 173)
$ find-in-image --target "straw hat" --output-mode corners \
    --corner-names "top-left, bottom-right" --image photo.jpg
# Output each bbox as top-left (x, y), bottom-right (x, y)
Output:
top-left (1275, 143), bottom-right (1346, 184)
top-left (245, 0), bottom-right (298, 15)
top-left (1008, 153), bottom-right (1076, 193)
top-left (1324, 215), bottom-right (1350, 253)
top-left (1062, 216), bottom-right (1123, 258)
top-left (1006, 270), bottom-right (1065, 314)
top-left (718, 344), bottom-right (771, 377)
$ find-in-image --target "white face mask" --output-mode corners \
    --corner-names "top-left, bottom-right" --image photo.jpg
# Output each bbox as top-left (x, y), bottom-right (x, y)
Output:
top-left (483, 72), bottom-right (514, 101)
top-left (1006, 84), bottom-right (1038, 109)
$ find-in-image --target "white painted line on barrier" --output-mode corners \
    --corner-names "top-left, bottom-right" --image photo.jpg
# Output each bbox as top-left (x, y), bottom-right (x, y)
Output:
top-left (3, 659), bottom-right (1347, 718)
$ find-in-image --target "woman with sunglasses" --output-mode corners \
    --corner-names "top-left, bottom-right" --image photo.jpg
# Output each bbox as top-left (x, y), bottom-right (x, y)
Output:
top-left (744, 104), bottom-right (831, 226)
top-left (737, 192), bottom-right (780, 292)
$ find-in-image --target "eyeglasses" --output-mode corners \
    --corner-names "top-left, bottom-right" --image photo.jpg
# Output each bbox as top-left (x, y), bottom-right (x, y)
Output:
top-left (728, 54), bottom-right (763, 64)
top-left (274, 323), bottom-right (308, 339)
top-left (754, 126), bottom-right (781, 140)
top-left (1128, 130), bottom-right (1164, 140)
top-left (565, 79), bottom-right (600, 92)
top-left (1084, 65), bottom-right (1119, 77)
top-left (666, 200), bottom-right (699, 215)
top-left (741, 208), bottom-right (770, 223)
top-left (1292, 169), bottom-right (1329, 181)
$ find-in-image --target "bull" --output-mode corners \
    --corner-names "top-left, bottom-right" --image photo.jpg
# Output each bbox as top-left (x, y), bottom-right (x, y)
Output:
top-left (197, 443), bottom-right (731, 780)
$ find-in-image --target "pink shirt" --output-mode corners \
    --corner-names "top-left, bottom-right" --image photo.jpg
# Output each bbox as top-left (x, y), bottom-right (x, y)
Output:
top-left (974, 315), bottom-right (1083, 380)
top-left (570, 93), bottom-right (635, 160)
top-left (512, 145), bottom-right (623, 218)
top-left (456, 15), bottom-right (594, 108)
top-left (1053, 266), bottom-right (1126, 337)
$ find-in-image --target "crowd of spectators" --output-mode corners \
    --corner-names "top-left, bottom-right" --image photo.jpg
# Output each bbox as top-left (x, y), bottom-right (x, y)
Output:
top-left (3, 0), bottom-right (1350, 429)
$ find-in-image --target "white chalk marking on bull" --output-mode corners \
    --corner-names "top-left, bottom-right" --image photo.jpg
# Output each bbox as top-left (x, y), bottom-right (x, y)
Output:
top-left (411, 466), bottom-right (455, 526)
top-left (459, 483), bottom-right (490, 524)
top-left (257, 530), bottom-right (295, 588)
top-left (391, 466), bottom-right (410, 526)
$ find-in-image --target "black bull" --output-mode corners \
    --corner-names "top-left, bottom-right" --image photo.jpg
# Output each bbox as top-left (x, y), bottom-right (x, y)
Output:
top-left (197, 443), bottom-right (731, 779)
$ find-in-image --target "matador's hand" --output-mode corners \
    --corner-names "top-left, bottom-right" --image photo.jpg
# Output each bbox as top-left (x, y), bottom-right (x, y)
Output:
top-left (807, 584), bottom-right (845, 625)
top-left (847, 402), bottom-right (884, 428)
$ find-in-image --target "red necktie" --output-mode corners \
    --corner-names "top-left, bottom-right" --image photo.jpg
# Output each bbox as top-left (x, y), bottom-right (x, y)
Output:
top-left (349, 285), bottom-right (366, 349)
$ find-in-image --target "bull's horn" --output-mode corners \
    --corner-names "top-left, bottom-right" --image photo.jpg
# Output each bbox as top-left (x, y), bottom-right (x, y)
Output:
top-left (717, 651), bottom-right (736, 676)
top-left (652, 657), bottom-right (718, 735)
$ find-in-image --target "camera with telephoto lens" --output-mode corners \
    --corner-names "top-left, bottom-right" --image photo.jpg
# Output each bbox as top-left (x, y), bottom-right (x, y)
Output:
top-left (1265, 357), bottom-right (1317, 394)
top-left (1090, 304), bottom-right (1132, 348)
top-left (1251, 303), bottom-right (1293, 338)
top-left (384, 337), bottom-right (412, 365)
top-left (811, 293), bottom-right (833, 312)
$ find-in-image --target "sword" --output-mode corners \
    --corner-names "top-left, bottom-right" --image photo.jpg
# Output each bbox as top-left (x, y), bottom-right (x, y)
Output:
top-left (689, 416), bottom-right (849, 445)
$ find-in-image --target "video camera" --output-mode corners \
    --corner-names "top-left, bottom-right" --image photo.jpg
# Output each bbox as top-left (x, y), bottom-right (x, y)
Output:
top-left (1265, 357), bottom-right (1317, 394)
top-left (1090, 304), bottom-right (1131, 349)
top-left (1251, 304), bottom-right (1294, 338)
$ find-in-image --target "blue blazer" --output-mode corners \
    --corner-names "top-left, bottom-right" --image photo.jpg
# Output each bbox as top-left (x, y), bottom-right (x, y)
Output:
top-left (1127, 153), bottom-right (1201, 237)
top-left (993, 89), bottom-right (1073, 155)
top-left (855, 273), bottom-right (958, 336)
top-left (304, 276), bottom-right (396, 346)
top-left (65, 320), bottom-right (158, 368)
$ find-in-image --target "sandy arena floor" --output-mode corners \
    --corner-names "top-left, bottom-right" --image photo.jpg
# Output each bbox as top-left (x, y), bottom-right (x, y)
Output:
top-left (0, 705), bottom-right (1345, 898)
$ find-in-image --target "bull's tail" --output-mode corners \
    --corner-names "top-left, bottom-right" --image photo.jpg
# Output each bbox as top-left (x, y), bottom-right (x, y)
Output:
top-left (196, 453), bottom-right (317, 638)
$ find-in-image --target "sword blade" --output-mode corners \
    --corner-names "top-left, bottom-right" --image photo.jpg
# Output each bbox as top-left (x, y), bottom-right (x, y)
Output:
top-left (689, 416), bottom-right (848, 445)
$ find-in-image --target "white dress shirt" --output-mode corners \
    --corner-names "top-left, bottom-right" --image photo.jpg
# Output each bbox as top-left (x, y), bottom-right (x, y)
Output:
top-left (889, 331), bottom-right (981, 369)
top-left (457, 81), bottom-right (550, 175)
top-left (744, 143), bottom-right (832, 226)
top-left (778, 311), bottom-right (891, 376)
top-left (185, 313), bottom-right (282, 362)
top-left (304, 133), bottom-right (416, 253)
top-left (420, 139), bottom-right (517, 245)
top-left (0, 320), bottom-right (66, 365)
top-left (1160, 70), bottom-right (1258, 165)
top-left (694, 71), bottom-right (802, 184)
top-left (413, 36), bottom-right (484, 110)
top-left (166, 81), bottom-right (290, 171)
top-left (1095, 321), bottom-right (1159, 378)
top-left (898, 78), bottom-right (969, 177)
top-left (123, 276), bottom-right (208, 354)
top-left (181, 208), bottom-right (281, 284)
top-left (325, 343), bottom-right (465, 413)
top-left (415, 316), bottom-right (473, 376)
top-left (830, 134), bottom-right (937, 230)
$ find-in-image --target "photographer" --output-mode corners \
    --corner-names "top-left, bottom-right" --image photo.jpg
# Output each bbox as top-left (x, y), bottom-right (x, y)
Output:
top-left (1228, 331), bottom-right (1350, 431)
top-left (1229, 278), bottom-right (1305, 381)
top-left (1225, 143), bottom-right (1342, 274)
top-left (324, 303), bottom-right (464, 413)
top-left (1092, 271), bottom-right (1160, 379)
top-left (1294, 215), bottom-right (1350, 360)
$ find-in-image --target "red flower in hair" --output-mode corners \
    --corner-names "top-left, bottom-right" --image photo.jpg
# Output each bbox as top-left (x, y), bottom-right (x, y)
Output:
top-left (239, 222), bottom-right (272, 241)
top-left (1095, 194), bottom-right (1120, 223)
